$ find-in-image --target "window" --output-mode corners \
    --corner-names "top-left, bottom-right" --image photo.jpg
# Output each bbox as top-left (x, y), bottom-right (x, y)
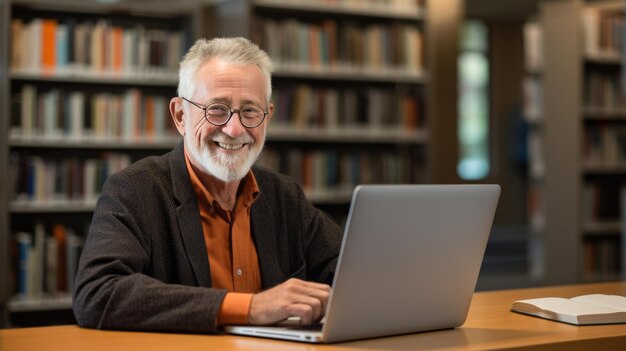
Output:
top-left (458, 20), bottom-right (490, 180)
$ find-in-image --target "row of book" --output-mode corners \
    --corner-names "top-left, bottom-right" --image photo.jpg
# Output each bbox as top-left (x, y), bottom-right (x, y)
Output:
top-left (582, 7), bottom-right (625, 56)
top-left (253, 18), bottom-right (423, 73)
top-left (581, 181), bottom-right (624, 222)
top-left (10, 17), bottom-right (184, 75)
top-left (12, 223), bottom-right (84, 297)
top-left (11, 152), bottom-right (131, 204)
top-left (257, 148), bottom-right (419, 193)
top-left (12, 85), bottom-right (178, 141)
top-left (271, 85), bottom-right (422, 130)
top-left (582, 236), bottom-right (620, 280)
top-left (299, 0), bottom-right (423, 9)
top-left (585, 72), bottom-right (626, 112)
top-left (582, 125), bottom-right (626, 166)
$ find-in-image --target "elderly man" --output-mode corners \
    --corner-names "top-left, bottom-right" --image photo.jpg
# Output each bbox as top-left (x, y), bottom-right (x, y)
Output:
top-left (73, 37), bottom-right (342, 333)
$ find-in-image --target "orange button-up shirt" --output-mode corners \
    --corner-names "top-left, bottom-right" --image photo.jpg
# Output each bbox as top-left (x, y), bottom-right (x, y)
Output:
top-left (185, 151), bottom-right (262, 325)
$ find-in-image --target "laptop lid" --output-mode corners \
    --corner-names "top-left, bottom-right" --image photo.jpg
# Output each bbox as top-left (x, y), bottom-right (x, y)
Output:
top-left (225, 184), bottom-right (500, 343)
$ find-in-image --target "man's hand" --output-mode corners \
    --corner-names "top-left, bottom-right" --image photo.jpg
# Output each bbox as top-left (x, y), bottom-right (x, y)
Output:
top-left (248, 278), bottom-right (331, 325)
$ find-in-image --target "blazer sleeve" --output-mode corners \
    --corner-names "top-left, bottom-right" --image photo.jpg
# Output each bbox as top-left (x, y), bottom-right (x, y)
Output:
top-left (72, 170), bottom-right (225, 334)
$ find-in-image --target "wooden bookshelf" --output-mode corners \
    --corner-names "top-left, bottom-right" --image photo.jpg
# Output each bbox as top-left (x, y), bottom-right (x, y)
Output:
top-left (0, 0), bottom-right (203, 327)
top-left (0, 0), bottom-right (462, 327)
top-left (210, 0), bottom-right (432, 204)
top-left (533, 0), bottom-right (626, 285)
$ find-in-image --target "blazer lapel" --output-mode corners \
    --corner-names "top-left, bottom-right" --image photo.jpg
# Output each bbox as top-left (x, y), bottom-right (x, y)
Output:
top-left (169, 142), bottom-right (212, 288)
top-left (250, 178), bottom-right (287, 289)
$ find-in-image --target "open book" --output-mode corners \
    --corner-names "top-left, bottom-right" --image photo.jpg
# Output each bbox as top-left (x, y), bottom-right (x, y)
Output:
top-left (511, 294), bottom-right (626, 325)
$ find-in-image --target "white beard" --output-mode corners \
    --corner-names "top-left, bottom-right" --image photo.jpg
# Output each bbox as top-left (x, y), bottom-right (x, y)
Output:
top-left (186, 130), bottom-right (265, 183)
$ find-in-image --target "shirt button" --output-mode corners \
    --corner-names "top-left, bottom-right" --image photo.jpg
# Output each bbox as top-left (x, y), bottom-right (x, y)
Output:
top-left (236, 268), bottom-right (243, 276)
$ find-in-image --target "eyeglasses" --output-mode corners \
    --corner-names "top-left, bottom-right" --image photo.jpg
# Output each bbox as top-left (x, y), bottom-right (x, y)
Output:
top-left (181, 97), bottom-right (268, 128)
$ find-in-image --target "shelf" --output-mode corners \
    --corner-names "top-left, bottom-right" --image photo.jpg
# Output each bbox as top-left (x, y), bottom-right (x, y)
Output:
top-left (584, 107), bottom-right (626, 119)
top-left (273, 64), bottom-right (427, 84)
top-left (582, 163), bottom-right (626, 174)
top-left (8, 294), bottom-right (72, 312)
top-left (10, 200), bottom-right (97, 213)
top-left (9, 136), bottom-right (181, 149)
top-left (581, 273), bottom-right (622, 283)
top-left (253, 0), bottom-right (425, 21)
top-left (10, 70), bottom-right (178, 86)
top-left (267, 127), bottom-right (428, 144)
top-left (12, 0), bottom-right (214, 16)
top-left (583, 220), bottom-right (622, 234)
top-left (585, 51), bottom-right (623, 65)
top-left (305, 188), bottom-right (354, 204)
top-left (10, 192), bottom-right (354, 211)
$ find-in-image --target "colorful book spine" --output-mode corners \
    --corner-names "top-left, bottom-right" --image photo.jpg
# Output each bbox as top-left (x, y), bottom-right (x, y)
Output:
top-left (10, 17), bottom-right (184, 76)
top-left (257, 148), bottom-right (418, 194)
top-left (258, 18), bottom-right (424, 73)
top-left (271, 85), bottom-right (422, 131)
top-left (13, 85), bottom-right (177, 141)
top-left (12, 224), bottom-right (85, 297)
top-left (11, 152), bottom-right (131, 204)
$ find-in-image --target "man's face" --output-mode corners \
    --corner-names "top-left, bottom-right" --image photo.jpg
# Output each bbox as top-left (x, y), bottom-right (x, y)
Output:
top-left (182, 58), bottom-right (273, 182)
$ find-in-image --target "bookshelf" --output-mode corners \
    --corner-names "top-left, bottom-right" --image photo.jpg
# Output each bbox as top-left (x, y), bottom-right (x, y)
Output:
top-left (0, 0), bottom-right (211, 327)
top-left (534, 0), bottom-right (626, 285)
top-left (209, 0), bottom-right (432, 214)
top-left (1, 0), bottom-right (462, 327)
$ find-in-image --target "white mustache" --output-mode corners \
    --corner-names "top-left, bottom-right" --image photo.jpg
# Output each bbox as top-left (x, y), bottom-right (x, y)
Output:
top-left (211, 133), bottom-right (254, 145)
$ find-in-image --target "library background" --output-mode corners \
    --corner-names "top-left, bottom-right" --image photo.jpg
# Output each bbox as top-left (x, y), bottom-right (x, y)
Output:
top-left (0, 0), bottom-right (623, 328)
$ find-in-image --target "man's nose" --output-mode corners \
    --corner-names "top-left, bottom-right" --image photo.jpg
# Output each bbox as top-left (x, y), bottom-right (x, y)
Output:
top-left (221, 111), bottom-right (246, 137)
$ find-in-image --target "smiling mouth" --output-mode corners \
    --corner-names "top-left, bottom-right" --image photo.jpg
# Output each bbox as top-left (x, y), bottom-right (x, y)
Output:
top-left (216, 142), bottom-right (246, 150)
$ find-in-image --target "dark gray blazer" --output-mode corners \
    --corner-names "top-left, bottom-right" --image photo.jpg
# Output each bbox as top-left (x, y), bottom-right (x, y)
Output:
top-left (73, 142), bottom-right (343, 333)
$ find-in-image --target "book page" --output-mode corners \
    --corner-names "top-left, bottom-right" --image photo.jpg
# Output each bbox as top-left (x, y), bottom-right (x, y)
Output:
top-left (514, 297), bottom-right (623, 316)
top-left (572, 294), bottom-right (626, 311)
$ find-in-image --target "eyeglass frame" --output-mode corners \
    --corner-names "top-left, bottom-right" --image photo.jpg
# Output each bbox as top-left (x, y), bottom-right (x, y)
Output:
top-left (181, 97), bottom-right (269, 128)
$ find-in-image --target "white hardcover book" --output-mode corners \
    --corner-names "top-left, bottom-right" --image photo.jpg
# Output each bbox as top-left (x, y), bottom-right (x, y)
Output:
top-left (512, 294), bottom-right (626, 325)
top-left (43, 90), bottom-right (59, 138)
top-left (167, 32), bottom-right (182, 73)
top-left (21, 85), bottom-right (36, 137)
top-left (582, 8), bottom-right (599, 56)
top-left (83, 159), bottom-right (98, 202)
top-left (70, 92), bottom-right (85, 139)
top-left (28, 19), bottom-right (42, 73)
top-left (523, 21), bottom-right (543, 72)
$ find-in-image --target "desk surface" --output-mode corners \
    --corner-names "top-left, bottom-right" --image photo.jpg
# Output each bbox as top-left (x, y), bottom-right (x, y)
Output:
top-left (3, 281), bottom-right (626, 351)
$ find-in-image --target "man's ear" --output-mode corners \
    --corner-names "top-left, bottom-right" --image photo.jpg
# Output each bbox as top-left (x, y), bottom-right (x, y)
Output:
top-left (170, 97), bottom-right (185, 136)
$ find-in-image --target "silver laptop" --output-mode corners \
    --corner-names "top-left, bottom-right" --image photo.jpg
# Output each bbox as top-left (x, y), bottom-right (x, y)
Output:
top-left (224, 184), bottom-right (501, 343)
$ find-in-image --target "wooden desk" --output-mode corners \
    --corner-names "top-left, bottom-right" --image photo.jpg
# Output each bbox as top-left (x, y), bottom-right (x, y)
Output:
top-left (3, 281), bottom-right (626, 351)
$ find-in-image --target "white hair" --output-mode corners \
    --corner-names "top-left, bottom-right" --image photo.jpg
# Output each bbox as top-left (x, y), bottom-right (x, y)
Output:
top-left (177, 37), bottom-right (273, 102)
